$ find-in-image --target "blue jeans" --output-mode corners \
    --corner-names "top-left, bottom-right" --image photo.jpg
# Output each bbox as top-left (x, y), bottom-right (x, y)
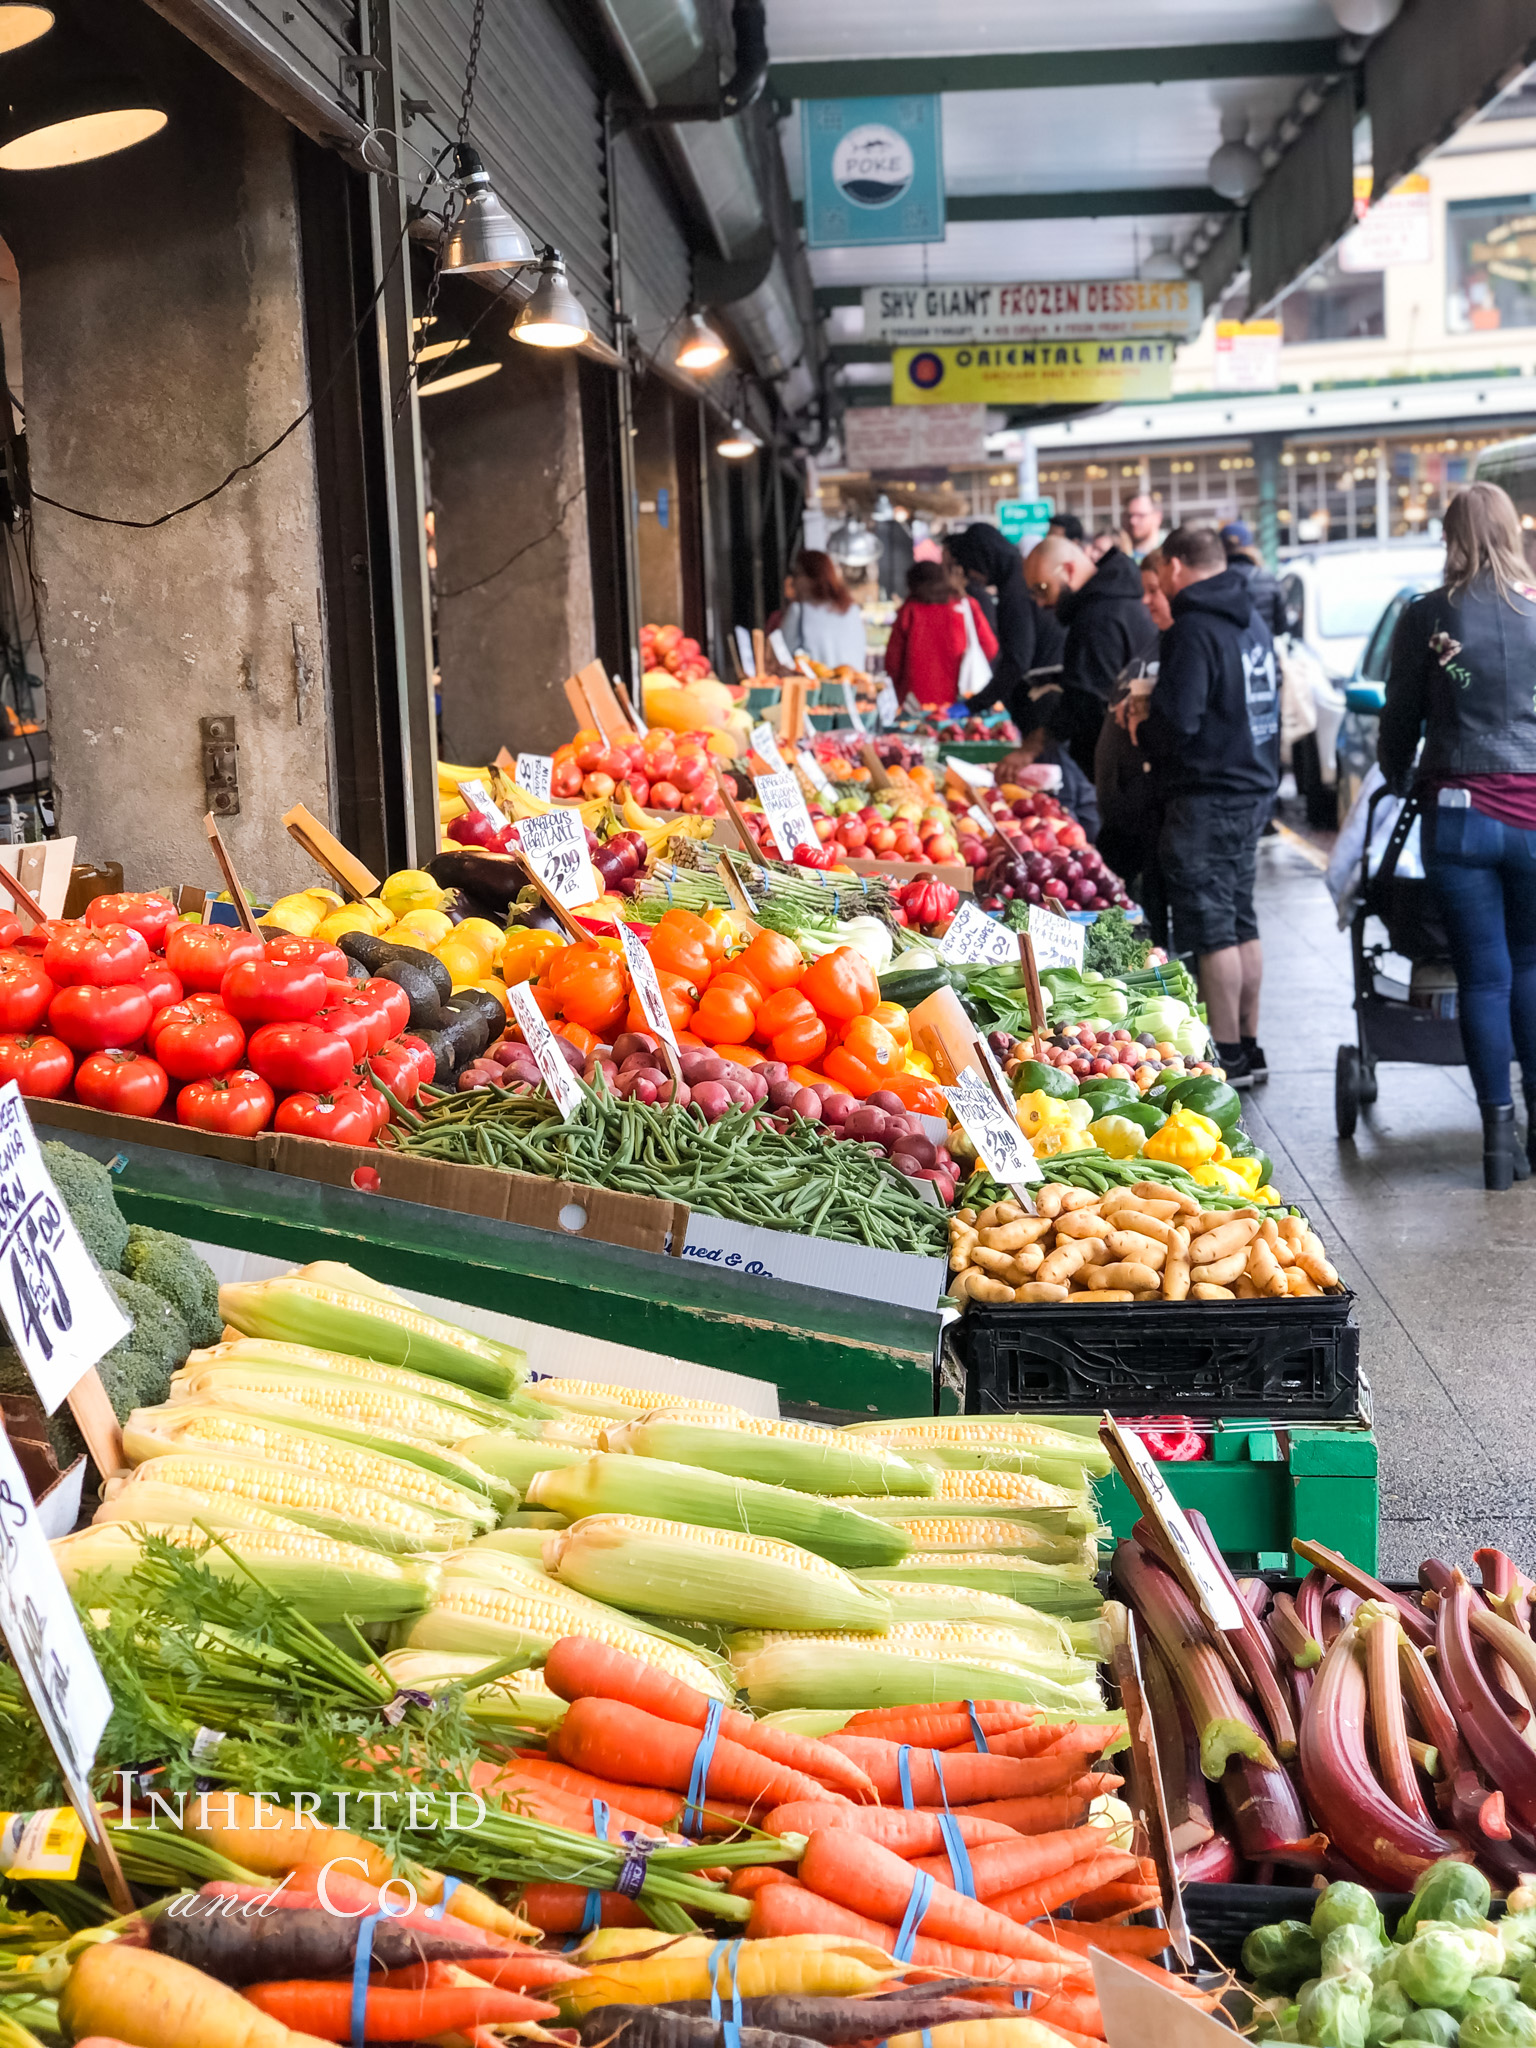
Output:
top-left (1424, 800), bottom-right (1536, 1106)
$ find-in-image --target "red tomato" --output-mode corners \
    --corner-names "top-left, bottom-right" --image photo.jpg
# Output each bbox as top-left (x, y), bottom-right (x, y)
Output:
top-left (85, 892), bottom-right (178, 949)
top-left (0, 915), bottom-right (20, 950)
top-left (246, 1020), bottom-right (354, 1095)
top-left (220, 958), bottom-right (328, 1026)
top-left (49, 983), bottom-right (154, 1053)
top-left (177, 1068), bottom-right (275, 1136)
top-left (165, 923), bottom-right (265, 993)
top-left (273, 1087), bottom-right (376, 1145)
top-left (312, 997), bottom-right (375, 1063)
top-left (0, 1032), bottom-right (74, 1097)
top-left (352, 1076), bottom-right (391, 1134)
top-left (73, 1050), bottom-right (169, 1117)
top-left (44, 923), bottom-right (152, 988)
top-left (262, 935), bottom-right (349, 981)
top-left (141, 964), bottom-right (184, 1017)
top-left (371, 1037), bottom-right (427, 1104)
top-left (151, 1004), bottom-right (246, 1081)
top-left (363, 976), bottom-right (412, 1040)
top-left (0, 961), bottom-right (54, 1033)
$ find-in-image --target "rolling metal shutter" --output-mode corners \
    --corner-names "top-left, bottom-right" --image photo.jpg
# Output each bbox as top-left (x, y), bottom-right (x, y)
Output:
top-left (395, 0), bottom-right (614, 342)
top-left (612, 128), bottom-right (693, 366)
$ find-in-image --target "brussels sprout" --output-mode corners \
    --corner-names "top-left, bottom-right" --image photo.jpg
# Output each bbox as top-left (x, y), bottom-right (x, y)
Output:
top-left (1399, 1932), bottom-right (1480, 2014)
top-left (1317, 1883), bottom-right (1390, 1945)
top-left (1327, 1925), bottom-right (1391, 1977)
top-left (1501, 1916), bottom-right (1536, 1981)
top-left (1401, 2016), bottom-right (1460, 2046)
top-left (1459, 2003), bottom-right (1536, 2048)
top-left (1400, 1865), bottom-right (1494, 1944)
top-left (1298, 1968), bottom-right (1374, 2048)
top-left (1369, 1985), bottom-right (1417, 2046)
top-left (1246, 1921), bottom-right (1327, 1993)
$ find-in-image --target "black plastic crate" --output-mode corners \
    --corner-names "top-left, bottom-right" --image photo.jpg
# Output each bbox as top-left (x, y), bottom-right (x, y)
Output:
top-left (950, 1292), bottom-right (1364, 1422)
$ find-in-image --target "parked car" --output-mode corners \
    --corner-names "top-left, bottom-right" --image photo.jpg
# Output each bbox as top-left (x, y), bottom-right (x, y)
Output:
top-left (1278, 542), bottom-right (1445, 826)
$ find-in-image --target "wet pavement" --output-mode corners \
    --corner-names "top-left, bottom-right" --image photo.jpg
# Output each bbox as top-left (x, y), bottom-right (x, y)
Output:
top-left (1242, 829), bottom-right (1536, 1579)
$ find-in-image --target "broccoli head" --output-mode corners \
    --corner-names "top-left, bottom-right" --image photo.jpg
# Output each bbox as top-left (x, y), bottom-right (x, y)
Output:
top-left (40, 1140), bottom-right (129, 1272)
top-left (0, 1272), bottom-right (189, 1472)
top-left (121, 1225), bottom-right (222, 1349)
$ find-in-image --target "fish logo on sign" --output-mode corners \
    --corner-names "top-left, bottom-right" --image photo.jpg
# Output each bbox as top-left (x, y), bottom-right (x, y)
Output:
top-left (833, 124), bottom-right (915, 208)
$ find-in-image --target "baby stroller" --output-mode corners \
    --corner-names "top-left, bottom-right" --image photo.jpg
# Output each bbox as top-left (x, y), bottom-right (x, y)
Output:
top-left (1335, 785), bottom-right (1465, 1138)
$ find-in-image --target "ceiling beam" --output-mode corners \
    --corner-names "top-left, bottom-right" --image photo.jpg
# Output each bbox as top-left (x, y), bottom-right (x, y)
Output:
top-left (769, 39), bottom-right (1342, 100)
top-left (794, 186), bottom-right (1234, 230)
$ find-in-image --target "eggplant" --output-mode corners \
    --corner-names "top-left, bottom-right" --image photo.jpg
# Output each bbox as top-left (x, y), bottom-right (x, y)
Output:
top-left (377, 960), bottom-right (444, 1032)
top-left (427, 848), bottom-right (530, 907)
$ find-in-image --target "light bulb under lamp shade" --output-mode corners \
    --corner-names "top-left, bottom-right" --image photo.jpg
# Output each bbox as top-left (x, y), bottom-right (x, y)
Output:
top-left (418, 354), bottom-right (501, 398)
top-left (0, 7), bottom-right (53, 54)
top-left (676, 311), bottom-right (728, 373)
top-left (441, 146), bottom-right (536, 273)
top-left (512, 253), bottom-right (589, 349)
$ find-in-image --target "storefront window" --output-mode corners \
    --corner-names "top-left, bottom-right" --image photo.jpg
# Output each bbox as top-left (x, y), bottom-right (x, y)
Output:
top-left (1447, 196), bottom-right (1536, 332)
top-left (1278, 251), bottom-right (1385, 344)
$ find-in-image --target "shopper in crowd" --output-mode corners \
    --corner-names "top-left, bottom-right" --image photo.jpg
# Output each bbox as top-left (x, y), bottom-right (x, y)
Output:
top-left (1221, 521), bottom-right (1289, 639)
top-left (944, 522), bottom-right (1058, 725)
top-left (1048, 511), bottom-right (1086, 543)
top-left (1379, 479), bottom-right (1536, 1191)
top-left (1124, 492), bottom-right (1169, 562)
top-left (1055, 532), bottom-right (1161, 777)
top-left (1126, 525), bottom-right (1280, 1086)
top-left (780, 550), bottom-right (868, 670)
top-left (884, 559), bottom-right (998, 711)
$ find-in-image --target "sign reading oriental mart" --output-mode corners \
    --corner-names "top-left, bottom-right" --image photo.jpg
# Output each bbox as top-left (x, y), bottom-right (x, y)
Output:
top-left (893, 340), bottom-right (1176, 408)
top-left (865, 278), bottom-right (1203, 347)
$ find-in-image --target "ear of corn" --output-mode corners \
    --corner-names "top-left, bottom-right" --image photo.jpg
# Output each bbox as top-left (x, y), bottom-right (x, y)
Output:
top-left (181, 1341), bottom-right (526, 1431)
top-left (123, 1405), bottom-right (500, 1534)
top-left (727, 1637), bottom-right (1108, 1715)
top-left (854, 1556), bottom-right (1104, 1619)
top-left (118, 1448), bottom-right (477, 1553)
top-left (545, 1515), bottom-right (892, 1633)
top-left (527, 1379), bottom-right (745, 1422)
top-left (53, 1522), bottom-right (439, 1624)
top-left (219, 1278), bottom-right (525, 1400)
top-left (398, 1575), bottom-right (733, 1698)
top-left (603, 1414), bottom-right (936, 1499)
top-left (456, 1432), bottom-right (590, 1491)
top-left (526, 1455), bottom-right (909, 1570)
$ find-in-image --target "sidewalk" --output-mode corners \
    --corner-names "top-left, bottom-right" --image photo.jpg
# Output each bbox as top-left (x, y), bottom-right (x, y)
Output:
top-left (1241, 833), bottom-right (1536, 1577)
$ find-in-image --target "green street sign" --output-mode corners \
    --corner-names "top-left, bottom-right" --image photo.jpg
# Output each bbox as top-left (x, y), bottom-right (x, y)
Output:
top-left (995, 498), bottom-right (1055, 544)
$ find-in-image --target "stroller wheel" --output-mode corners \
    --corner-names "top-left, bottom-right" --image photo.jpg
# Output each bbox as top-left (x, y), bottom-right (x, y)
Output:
top-left (1360, 1060), bottom-right (1379, 1107)
top-left (1336, 1044), bottom-right (1362, 1140)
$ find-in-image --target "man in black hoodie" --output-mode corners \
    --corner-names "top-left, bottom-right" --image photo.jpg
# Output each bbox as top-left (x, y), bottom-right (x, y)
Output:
top-left (1053, 542), bottom-right (1161, 778)
top-left (1133, 526), bottom-right (1280, 1087)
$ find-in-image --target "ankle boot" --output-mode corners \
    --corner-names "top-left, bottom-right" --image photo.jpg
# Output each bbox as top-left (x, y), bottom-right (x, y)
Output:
top-left (1484, 1103), bottom-right (1517, 1191)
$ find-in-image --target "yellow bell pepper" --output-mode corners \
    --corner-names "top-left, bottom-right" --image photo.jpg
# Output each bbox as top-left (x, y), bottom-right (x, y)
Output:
top-left (1143, 1104), bottom-right (1223, 1168)
top-left (1016, 1089), bottom-right (1093, 1158)
top-left (1089, 1113), bottom-right (1147, 1160)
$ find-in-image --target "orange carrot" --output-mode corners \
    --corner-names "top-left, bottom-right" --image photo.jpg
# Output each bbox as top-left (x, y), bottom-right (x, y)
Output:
top-left (745, 1880), bottom-right (1089, 1992)
top-left (544, 1636), bottom-right (877, 1800)
top-left (954, 1775), bottom-right (1123, 1831)
top-left (957, 1722), bottom-right (1125, 1761)
top-left (910, 1826), bottom-right (1109, 1896)
top-left (243, 1979), bottom-right (558, 2041)
top-left (553, 1697), bottom-right (843, 1812)
top-left (798, 1829), bottom-right (1092, 1974)
top-left (824, 1735), bottom-right (1095, 1806)
top-left (844, 1703), bottom-right (1046, 1743)
top-left (1048, 1923), bottom-right (1174, 1961)
top-left (763, 1803), bottom-right (1019, 1853)
top-left (495, 1755), bottom-right (751, 1836)
top-left (516, 1882), bottom-right (649, 1932)
top-left (989, 1853), bottom-right (1140, 1924)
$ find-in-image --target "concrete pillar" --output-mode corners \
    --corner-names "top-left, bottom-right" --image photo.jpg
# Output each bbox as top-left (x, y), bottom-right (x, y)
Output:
top-left (3, 31), bottom-right (334, 899)
top-left (428, 332), bottom-right (596, 763)
top-left (1253, 431), bottom-right (1284, 569)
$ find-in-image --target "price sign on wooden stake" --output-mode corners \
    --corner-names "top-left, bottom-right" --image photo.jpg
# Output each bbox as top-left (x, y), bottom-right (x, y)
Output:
top-left (506, 981), bottom-right (583, 1119)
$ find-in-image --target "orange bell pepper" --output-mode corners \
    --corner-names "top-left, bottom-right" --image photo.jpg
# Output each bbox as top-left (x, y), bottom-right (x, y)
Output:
top-left (838, 1014), bottom-right (904, 1075)
top-left (552, 945), bottom-right (628, 1037)
top-left (736, 929), bottom-right (805, 995)
top-left (624, 968), bottom-right (696, 1039)
top-left (799, 946), bottom-right (879, 1023)
top-left (754, 988), bottom-right (827, 1067)
top-left (691, 972), bottom-right (762, 1045)
top-left (823, 1046), bottom-right (886, 1098)
top-left (870, 1001), bottom-right (910, 1048)
top-left (649, 908), bottom-right (717, 983)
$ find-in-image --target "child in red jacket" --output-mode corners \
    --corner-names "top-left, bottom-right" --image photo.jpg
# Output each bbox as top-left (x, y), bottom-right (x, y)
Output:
top-left (884, 561), bottom-right (998, 710)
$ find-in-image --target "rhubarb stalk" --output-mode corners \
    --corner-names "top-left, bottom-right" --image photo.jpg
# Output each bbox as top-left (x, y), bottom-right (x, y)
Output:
top-left (1435, 1571), bottom-right (1536, 1835)
top-left (1293, 1538), bottom-right (1436, 1649)
top-left (1359, 1606), bottom-right (1433, 1828)
top-left (1111, 1541), bottom-right (1278, 1781)
top-left (1298, 1622), bottom-right (1468, 1888)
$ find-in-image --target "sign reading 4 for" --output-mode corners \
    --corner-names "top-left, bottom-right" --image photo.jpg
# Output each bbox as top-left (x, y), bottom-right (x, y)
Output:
top-left (802, 96), bottom-right (945, 249)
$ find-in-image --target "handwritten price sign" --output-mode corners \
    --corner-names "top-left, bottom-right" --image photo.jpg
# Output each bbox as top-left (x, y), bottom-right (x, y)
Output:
top-left (513, 754), bottom-right (553, 801)
top-left (518, 809), bottom-right (600, 909)
top-left (939, 899), bottom-right (1018, 969)
top-left (1028, 903), bottom-right (1086, 971)
top-left (506, 982), bottom-right (584, 1119)
top-left (753, 770), bottom-right (819, 862)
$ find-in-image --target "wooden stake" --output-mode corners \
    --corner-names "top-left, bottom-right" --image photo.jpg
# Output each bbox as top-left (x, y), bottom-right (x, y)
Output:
top-left (1017, 928), bottom-right (1048, 1061)
top-left (202, 814), bottom-right (261, 934)
top-left (282, 804), bottom-right (380, 902)
top-left (0, 860), bottom-right (49, 927)
top-left (719, 785), bottom-right (773, 869)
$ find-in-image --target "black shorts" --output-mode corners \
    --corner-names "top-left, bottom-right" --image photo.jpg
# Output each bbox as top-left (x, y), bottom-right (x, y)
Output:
top-left (1159, 790), bottom-right (1273, 955)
